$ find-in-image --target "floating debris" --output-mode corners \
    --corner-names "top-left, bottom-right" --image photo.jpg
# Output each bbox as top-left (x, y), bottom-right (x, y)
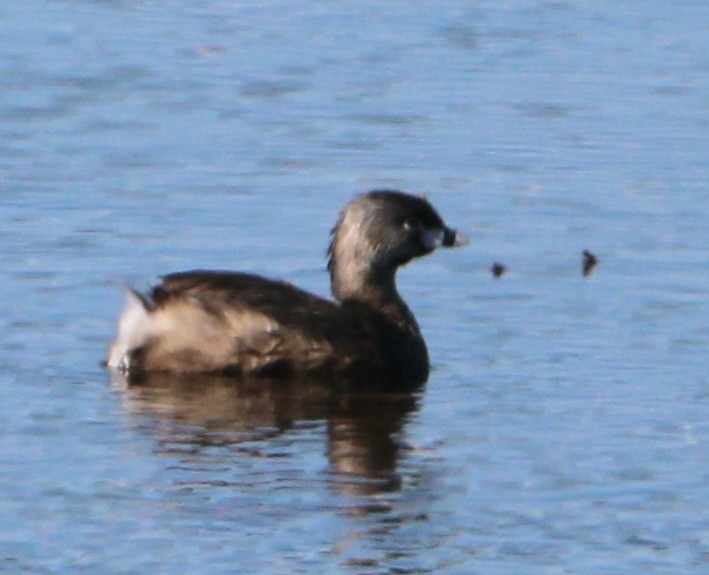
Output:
top-left (582, 250), bottom-right (598, 277)
top-left (491, 262), bottom-right (507, 278)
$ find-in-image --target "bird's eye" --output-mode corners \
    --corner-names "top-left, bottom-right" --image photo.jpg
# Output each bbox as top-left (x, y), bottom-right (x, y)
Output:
top-left (401, 218), bottom-right (416, 232)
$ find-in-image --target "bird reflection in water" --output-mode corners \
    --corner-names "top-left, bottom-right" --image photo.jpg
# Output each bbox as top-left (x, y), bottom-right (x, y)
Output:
top-left (112, 372), bottom-right (422, 497)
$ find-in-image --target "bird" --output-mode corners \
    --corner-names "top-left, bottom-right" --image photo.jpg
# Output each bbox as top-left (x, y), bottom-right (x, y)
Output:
top-left (106, 190), bottom-right (467, 387)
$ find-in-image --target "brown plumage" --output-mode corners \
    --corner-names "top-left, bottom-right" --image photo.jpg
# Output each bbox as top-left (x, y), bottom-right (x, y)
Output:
top-left (107, 190), bottom-right (467, 387)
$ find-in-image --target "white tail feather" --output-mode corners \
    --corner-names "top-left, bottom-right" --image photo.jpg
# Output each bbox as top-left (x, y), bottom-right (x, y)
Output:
top-left (106, 290), bottom-right (152, 370)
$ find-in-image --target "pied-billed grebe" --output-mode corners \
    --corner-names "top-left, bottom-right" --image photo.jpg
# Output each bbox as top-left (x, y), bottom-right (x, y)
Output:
top-left (107, 190), bottom-right (467, 386)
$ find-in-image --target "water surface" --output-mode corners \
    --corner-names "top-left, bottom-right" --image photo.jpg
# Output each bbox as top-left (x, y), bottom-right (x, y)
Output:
top-left (1, 1), bottom-right (707, 573)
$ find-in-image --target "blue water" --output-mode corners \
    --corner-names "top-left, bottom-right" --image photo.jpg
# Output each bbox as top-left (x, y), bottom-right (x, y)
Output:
top-left (1, 1), bottom-right (707, 573)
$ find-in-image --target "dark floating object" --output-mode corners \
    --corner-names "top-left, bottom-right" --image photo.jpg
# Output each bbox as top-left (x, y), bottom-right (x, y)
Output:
top-left (491, 262), bottom-right (507, 278)
top-left (582, 249), bottom-right (598, 277)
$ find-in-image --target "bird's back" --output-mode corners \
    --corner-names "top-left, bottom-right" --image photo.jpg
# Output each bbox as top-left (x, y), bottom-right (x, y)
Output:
top-left (109, 271), bottom-right (396, 379)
